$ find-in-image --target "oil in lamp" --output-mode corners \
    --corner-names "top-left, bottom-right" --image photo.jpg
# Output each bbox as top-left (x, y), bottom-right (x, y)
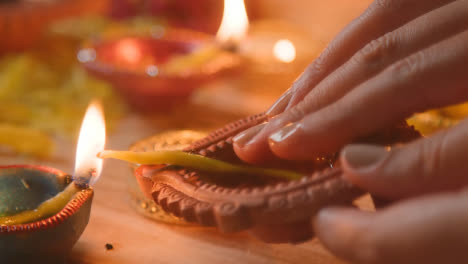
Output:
top-left (0, 101), bottom-right (106, 263)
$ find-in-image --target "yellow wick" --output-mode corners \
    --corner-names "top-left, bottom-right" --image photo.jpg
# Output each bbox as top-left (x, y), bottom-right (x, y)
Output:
top-left (0, 183), bottom-right (81, 226)
top-left (98, 150), bottom-right (303, 181)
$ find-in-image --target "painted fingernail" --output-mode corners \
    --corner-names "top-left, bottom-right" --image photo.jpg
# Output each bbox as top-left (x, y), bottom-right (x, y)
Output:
top-left (266, 90), bottom-right (292, 117)
top-left (269, 122), bottom-right (301, 144)
top-left (233, 123), bottom-right (267, 147)
top-left (342, 144), bottom-right (389, 171)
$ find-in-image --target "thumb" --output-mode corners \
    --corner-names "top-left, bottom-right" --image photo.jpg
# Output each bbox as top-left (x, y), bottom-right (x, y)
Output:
top-left (340, 118), bottom-right (468, 200)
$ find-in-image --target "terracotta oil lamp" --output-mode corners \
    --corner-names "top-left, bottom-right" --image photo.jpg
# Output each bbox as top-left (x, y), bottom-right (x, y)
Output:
top-left (0, 102), bottom-right (106, 262)
top-left (123, 113), bottom-right (420, 243)
top-left (0, 165), bottom-right (93, 263)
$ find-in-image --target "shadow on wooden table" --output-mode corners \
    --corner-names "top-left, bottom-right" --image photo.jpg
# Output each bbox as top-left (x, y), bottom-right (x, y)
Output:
top-left (161, 223), bottom-right (345, 264)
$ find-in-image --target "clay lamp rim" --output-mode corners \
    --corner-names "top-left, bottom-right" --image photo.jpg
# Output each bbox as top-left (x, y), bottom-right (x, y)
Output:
top-left (0, 164), bottom-right (93, 234)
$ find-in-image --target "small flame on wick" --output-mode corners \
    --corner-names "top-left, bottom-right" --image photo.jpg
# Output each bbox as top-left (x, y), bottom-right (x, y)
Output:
top-left (216, 0), bottom-right (249, 45)
top-left (273, 39), bottom-right (296, 63)
top-left (74, 101), bottom-right (106, 186)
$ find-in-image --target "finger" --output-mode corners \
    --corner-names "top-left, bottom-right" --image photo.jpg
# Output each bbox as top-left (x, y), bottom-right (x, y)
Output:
top-left (266, 0), bottom-right (455, 117)
top-left (314, 191), bottom-right (468, 264)
top-left (341, 119), bottom-right (468, 200)
top-left (269, 29), bottom-right (468, 160)
top-left (233, 116), bottom-right (284, 163)
top-left (298, 0), bottom-right (468, 117)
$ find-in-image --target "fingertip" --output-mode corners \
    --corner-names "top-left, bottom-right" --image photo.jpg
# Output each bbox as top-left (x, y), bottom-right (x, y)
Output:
top-left (233, 123), bottom-right (277, 164)
top-left (232, 123), bottom-right (266, 148)
top-left (314, 207), bottom-right (365, 240)
top-left (340, 144), bottom-right (389, 187)
top-left (314, 207), bottom-right (376, 263)
top-left (268, 123), bottom-right (311, 160)
top-left (269, 123), bottom-right (300, 142)
top-left (268, 122), bottom-right (331, 160)
top-left (340, 144), bottom-right (413, 200)
top-left (341, 144), bottom-right (389, 172)
top-left (314, 207), bottom-right (347, 235)
top-left (233, 139), bottom-right (274, 164)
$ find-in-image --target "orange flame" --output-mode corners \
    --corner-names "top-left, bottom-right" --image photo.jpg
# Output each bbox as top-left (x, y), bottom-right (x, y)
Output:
top-left (74, 101), bottom-right (106, 185)
top-left (216, 0), bottom-right (249, 45)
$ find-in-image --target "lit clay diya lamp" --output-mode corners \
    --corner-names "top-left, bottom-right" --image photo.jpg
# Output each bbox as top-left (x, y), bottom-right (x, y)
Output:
top-left (0, 165), bottom-right (93, 263)
top-left (79, 28), bottom-right (241, 111)
top-left (0, 102), bottom-right (106, 262)
top-left (100, 113), bottom-right (421, 243)
top-left (238, 20), bottom-right (323, 93)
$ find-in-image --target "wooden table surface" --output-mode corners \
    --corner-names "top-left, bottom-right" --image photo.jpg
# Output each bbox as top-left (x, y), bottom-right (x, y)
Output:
top-left (71, 112), bottom-right (355, 264)
top-left (0, 1), bottom-right (375, 263)
top-left (0, 94), bottom-right (375, 264)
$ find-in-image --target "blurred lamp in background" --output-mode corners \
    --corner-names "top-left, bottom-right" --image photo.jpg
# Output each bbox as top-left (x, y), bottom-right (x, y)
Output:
top-left (216, 0), bottom-right (249, 48)
top-left (273, 39), bottom-right (296, 63)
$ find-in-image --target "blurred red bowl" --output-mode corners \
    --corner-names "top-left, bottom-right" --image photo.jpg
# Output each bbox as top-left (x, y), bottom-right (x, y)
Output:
top-left (80, 28), bottom-right (240, 112)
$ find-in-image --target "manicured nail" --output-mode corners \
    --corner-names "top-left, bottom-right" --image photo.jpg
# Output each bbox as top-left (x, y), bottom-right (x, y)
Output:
top-left (269, 122), bottom-right (301, 144)
top-left (233, 123), bottom-right (267, 147)
top-left (266, 90), bottom-right (292, 117)
top-left (342, 144), bottom-right (389, 171)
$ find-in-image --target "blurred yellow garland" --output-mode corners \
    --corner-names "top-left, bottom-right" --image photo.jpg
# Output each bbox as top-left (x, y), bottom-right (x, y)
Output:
top-left (0, 124), bottom-right (54, 159)
top-left (407, 103), bottom-right (468, 136)
top-left (0, 16), bottom-right (170, 159)
top-left (0, 15), bottom-right (167, 159)
top-left (0, 52), bottom-right (125, 159)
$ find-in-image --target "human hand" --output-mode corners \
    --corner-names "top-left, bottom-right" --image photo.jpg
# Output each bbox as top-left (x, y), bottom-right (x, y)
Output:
top-left (232, 0), bottom-right (468, 163)
top-left (314, 191), bottom-right (468, 264)
top-left (231, 0), bottom-right (468, 262)
top-left (313, 118), bottom-right (468, 263)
